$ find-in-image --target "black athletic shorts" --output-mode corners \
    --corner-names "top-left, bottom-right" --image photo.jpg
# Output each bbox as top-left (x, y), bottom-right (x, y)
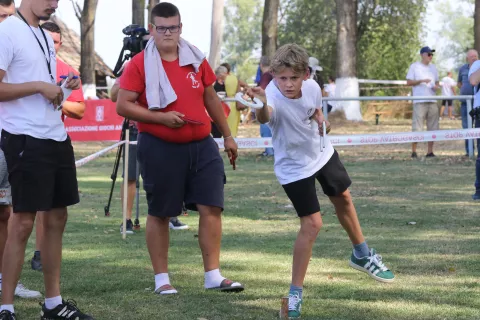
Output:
top-left (0, 130), bottom-right (79, 213)
top-left (137, 132), bottom-right (226, 218)
top-left (122, 126), bottom-right (138, 181)
top-left (282, 150), bottom-right (351, 217)
top-left (442, 100), bottom-right (453, 107)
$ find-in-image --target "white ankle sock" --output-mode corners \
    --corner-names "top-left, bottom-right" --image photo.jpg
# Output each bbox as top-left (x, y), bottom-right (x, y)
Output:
top-left (204, 269), bottom-right (225, 289)
top-left (154, 273), bottom-right (170, 291)
top-left (45, 296), bottom-right (62, 310)
top-left (0, 305), bottom-right (14, 313)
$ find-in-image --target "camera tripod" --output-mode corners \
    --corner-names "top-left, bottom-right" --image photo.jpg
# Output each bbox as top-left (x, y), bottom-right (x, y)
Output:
top-left (104, 118), bottom-right (141, 230)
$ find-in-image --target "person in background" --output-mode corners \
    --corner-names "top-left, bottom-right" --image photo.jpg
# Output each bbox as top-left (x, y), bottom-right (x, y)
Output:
top-left (0, 0), bottom-right (42, 302)
top-left (212, 66), bottom-right (228, 138)
top-left (458, 49), bottom-right (479, 156)
top-left (111, 62), bottom-right (189, 232)
top-left (406, 46), bottom-right (440, 158)
top-left (257, 56), bottom-right (274, 157)
top-left (440, 71), bottom-right (456, 120)
top-left (467, 56), bottom-right (480, 200)
top-left (220, 63), bottom-right (245, 137)
top-left (324, 76), bottom-right (336, 113)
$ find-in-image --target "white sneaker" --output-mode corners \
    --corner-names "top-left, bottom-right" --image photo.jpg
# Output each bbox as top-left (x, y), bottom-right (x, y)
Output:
top-left (14, 282), bottom-right (42, 299)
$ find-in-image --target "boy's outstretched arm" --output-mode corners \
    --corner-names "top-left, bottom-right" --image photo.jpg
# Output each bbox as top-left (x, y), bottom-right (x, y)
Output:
top-left (246, 87), bottom-right (273, 124)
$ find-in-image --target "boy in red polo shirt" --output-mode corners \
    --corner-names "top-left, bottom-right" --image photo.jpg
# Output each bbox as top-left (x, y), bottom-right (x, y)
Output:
top-left (117, 2), bottom-right (243, 294)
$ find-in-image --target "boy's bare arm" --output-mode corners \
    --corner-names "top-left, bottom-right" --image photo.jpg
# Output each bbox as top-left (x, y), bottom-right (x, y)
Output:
top-left (246, 87), bottom-right (273, 124)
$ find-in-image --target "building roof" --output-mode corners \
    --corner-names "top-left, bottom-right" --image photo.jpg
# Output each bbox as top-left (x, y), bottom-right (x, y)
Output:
top-left (48, 16), bottom-right (114, 78)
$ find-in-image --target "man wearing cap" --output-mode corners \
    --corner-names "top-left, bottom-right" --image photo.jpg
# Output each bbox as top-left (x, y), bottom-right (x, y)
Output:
top-left (406, 46), bottom-right (440, 158)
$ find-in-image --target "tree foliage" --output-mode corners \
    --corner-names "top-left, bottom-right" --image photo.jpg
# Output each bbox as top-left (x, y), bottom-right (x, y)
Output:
top-left (279, 0), bottom-right (428, 81)
top-left (222, 0), bottom-right (263, 82)
top-left (436, 0), bottom-right (474, 68)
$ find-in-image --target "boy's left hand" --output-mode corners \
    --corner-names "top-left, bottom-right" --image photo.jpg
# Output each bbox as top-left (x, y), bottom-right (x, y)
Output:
top-left (313, 111), bottom-right (331, 136)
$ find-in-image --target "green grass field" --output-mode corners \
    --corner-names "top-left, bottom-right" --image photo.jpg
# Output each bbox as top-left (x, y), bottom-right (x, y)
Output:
top-left (12, 119), bottom-right (480, 320)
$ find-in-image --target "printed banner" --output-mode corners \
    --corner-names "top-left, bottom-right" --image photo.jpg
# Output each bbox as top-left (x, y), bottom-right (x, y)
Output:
top-left (65, 100), bottom-right (124, 141)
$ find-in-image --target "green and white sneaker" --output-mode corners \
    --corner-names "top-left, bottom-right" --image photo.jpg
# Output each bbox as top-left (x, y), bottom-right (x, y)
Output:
top-left (349, 248), bottom-right (395, 283)
top-left (287, 291), bottom-right (302, 319)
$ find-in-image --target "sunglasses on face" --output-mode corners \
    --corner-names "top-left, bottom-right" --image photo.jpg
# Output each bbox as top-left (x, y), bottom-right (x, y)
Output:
top-left (428, 53), bottom-right (434, 57)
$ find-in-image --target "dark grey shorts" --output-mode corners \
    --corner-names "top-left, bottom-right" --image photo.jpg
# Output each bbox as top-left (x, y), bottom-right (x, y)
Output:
top-left (122, 127), bottom-right (138, 181)
top-left (137, 133), bottom-right (226, 218)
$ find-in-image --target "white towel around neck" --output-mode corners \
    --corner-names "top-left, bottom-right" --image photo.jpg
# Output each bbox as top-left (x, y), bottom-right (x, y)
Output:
top-left (144, 37), bottom-right (206, 110)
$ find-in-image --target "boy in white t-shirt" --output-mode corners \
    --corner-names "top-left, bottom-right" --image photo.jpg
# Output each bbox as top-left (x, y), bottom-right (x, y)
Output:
top-left (247, 44), bottom-right (394, 319)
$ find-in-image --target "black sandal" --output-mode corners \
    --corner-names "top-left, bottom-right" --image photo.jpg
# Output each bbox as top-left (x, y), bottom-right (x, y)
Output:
top-left (207, 279), bottom-right (244, 293)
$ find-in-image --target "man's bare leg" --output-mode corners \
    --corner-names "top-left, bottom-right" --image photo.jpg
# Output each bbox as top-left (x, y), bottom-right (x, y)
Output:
top-left (1, 212), bottom-right (35, 305)
top-left (197, 205), bottom-right (243, 291)
top-left (41, 208), bottom-right (68, 299)
top-left (0, 205), bottom-right (10, 275)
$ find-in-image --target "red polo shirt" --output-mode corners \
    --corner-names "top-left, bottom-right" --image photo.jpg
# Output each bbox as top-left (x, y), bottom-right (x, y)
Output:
top-left (56, 58), bottom-right (84, 122)
top-left (120, 51), bottom-right (216, 143)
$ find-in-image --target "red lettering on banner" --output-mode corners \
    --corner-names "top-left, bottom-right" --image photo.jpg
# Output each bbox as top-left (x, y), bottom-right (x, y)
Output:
top-left (466, 132), bottom-right (480, 138)
top-left (238, 140), bottom-right (258, 147)
top-left (446, 132), bottom-right (464, 139)
top-left (360, 137), bottom-right (379, 143)
top-left (347, 139), bottom-right (352, 143)
top-left (65, 100), bottom-right (125, 141)
top-left (432, 134), bottom-right (437, 139)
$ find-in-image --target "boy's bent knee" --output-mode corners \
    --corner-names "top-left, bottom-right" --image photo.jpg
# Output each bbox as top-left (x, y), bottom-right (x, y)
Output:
top-left (300, 213), bottom-right (323, 236)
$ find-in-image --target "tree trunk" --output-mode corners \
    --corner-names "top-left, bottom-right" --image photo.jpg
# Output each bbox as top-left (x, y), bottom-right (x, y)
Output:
top-left (335, 0), bottom-right (362, 121)
top-left (208, 0), bottom-right (224, 68)
top-left (475, 0), bottom-right (480, 52)
top-left (132, 0), bottom-right (146, 27)
top-left (80, 0), bottom-right (99, 98)
top-left (262, 0), bottom-right (279, 59)
top-left (147, 0), bottom-right (160, 24)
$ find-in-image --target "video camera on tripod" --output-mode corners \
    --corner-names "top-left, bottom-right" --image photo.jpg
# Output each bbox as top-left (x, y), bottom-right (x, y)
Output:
top-left (112, 24), bottom-right (149, 78)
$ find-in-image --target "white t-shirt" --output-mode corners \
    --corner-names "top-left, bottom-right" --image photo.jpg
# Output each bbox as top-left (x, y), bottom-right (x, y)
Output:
top-left (441, 76), bottom-right (456, 97)
top-left (406, 61), bottom-right (439, 103)
top-left (468, 60), bottom-right (480, 108)
top-left (266, 79), bottom-right (334, 185)
top-left (0, 16), bottom-right (66, 141)
top-left (324, 83), bottom-right (336, 97)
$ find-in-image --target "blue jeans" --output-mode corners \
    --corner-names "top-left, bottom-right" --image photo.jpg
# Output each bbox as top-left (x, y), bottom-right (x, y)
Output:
top-left (461, 101), bottom-right (473, 155)
top-left (475, 117), bottom-right (480, 193)
top-left (260, 123), bottom-right (274, 156)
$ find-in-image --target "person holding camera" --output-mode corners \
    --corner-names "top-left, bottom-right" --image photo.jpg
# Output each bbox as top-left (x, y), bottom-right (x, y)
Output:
top-left (117, 2), bottom-right (243, 295)
top-left (0, 0), bottom-right (94, 318)
top-left (111, 63), bottom-right (189, 233)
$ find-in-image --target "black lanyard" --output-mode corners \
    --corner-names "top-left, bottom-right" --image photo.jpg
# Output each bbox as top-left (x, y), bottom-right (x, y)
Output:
top-left (17, 11), bottom-right (54, 83)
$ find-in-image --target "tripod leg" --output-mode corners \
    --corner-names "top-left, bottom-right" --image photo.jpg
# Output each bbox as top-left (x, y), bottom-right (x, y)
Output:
top-left (134, 160), bottom-right (141, 230)
top-left (104, 119), bottom-right (128, 216)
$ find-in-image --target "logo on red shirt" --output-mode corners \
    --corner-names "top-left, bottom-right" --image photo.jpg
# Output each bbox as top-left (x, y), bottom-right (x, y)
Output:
top-left (186, 72), bottom-right (200, 89)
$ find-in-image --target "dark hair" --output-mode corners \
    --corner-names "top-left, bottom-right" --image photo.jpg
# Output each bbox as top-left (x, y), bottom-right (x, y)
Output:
top-left (0, 0), bottom-right (14, 7)
top-left (328, 75), bottom-right (335, 83)
top-left (151, 2), bottom-right (181, 23)
top-left (41, 22), bottom-right (61, 37)
top-left (220, 62), bottom-right (231, 73)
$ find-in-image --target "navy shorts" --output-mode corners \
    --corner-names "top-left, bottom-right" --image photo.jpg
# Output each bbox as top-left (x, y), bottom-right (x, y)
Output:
top-left (282, 150), bottom-right (351, 217)
top-left (137, 133), bottom-right (226, 218)
top-left (122, 126), bottom-right (138, 181)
